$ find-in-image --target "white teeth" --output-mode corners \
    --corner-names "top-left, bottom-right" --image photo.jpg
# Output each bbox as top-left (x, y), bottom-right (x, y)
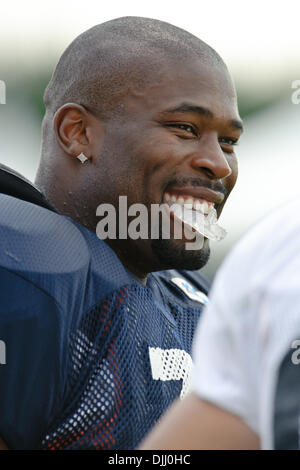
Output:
top-left (185, 198), bottom-right (193, 205)
top-left (193, 200), bottom-right (206, 214)
top-left (202, 201), bottom-right (209, 214)
top-left (193, 200), bottom-right (201, 211)
top-left (164, 192), bottom-right (214, 215)
top-left (184, 198), bottom-right (194, 210)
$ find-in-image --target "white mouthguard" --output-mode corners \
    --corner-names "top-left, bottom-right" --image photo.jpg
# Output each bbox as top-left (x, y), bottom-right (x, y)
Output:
top-left (169, 203), bottom-right (227, 242)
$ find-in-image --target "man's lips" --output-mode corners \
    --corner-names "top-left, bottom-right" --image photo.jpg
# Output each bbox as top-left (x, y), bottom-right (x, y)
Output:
top-left (163, 186), bottom-right (225, 205)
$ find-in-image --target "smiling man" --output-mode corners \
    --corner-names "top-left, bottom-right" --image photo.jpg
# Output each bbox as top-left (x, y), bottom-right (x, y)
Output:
top-left (37, 19), bottom-right (241, 278)
top-left (0, 17), bottom-right (242, 449)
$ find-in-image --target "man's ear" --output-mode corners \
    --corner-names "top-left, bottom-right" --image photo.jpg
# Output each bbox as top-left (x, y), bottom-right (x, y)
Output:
top-left (53, 103), bottom-right (103, 161)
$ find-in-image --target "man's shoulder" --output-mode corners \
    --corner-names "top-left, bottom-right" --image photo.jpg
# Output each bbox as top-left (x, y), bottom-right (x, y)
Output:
top-left (0, 193), bottom-right (90, 277)
top-left (0, 165), bottom-right (88, 278)
top-left (0, 163), bottom-right (56, 211)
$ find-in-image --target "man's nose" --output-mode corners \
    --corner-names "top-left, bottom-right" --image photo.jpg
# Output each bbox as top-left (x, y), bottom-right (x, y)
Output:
top-left (190, 134), bottom-right (232, 180)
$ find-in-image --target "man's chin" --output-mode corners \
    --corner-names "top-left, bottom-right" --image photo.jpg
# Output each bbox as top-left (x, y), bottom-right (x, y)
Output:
top-left (151, 237), bottom-right (210, 271)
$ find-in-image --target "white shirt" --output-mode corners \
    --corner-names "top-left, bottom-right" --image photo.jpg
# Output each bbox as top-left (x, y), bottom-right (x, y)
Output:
top-left (192, 198), bottom-right (300, 449)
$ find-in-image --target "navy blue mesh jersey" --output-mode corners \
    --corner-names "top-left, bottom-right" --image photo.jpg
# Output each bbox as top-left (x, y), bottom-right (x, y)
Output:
top-left (0, 193), bottom-right (209, 450)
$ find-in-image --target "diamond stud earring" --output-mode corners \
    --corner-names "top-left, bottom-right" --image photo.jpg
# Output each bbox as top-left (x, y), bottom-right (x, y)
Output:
top-left (77, 153), bottom-right (88, 164)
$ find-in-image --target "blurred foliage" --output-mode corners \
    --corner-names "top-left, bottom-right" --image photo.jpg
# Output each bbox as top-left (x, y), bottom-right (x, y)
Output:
top-left (22, 72), bottom-right (51, 120)
top-left (236, 86), bottom-right (288, 119)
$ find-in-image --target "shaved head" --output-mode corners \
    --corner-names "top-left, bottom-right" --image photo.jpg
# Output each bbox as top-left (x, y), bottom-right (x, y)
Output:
top-left (43, 16), bottom-right (225, 119)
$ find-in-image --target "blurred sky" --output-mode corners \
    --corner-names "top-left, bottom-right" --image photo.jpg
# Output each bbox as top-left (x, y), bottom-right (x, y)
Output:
top-left (1, 0), bottom-right (300, 278)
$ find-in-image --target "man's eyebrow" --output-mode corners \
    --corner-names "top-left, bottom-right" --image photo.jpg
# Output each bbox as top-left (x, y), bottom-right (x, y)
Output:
top-left (162, 103), bottom-right (214, 118)
top-left (160, 103), bottom-right (244, 133)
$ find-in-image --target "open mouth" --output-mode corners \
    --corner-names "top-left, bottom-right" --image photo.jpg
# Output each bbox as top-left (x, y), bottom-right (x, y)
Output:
top-left (161, 191), bottom-right (226, 242)
top-left (163, 192), bottom-right (215, 215)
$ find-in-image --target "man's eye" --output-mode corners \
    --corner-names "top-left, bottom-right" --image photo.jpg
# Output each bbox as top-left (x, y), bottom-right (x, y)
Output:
top-left (219, 137), bottom-right (238, 145)
top-left (167, 123), bottom-right (197, 136)
top-left (219, 137), bottom-right (239, 150)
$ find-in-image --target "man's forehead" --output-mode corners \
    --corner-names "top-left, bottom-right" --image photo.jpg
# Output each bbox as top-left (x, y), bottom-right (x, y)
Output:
top-left (123, 61), bottom-right (239, 123)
